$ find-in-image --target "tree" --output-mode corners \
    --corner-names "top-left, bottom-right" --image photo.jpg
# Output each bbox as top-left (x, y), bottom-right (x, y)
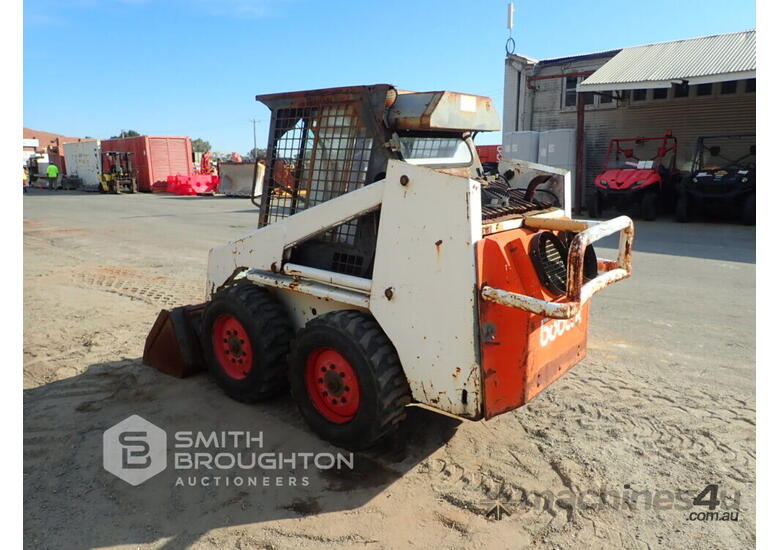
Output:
top-left (192, 138), bottom-right (211, 153)
top-left (247, 148), bottom-right (266, 160)
top-left (110, 130), bottom-right (141, 139)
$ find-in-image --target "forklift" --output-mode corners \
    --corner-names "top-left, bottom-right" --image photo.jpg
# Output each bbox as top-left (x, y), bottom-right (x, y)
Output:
top-left (99, 151), bottom-right (137, 194)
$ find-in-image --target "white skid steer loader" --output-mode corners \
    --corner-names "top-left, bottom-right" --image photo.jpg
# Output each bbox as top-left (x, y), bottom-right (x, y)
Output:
top-left (144, 84), bottom-right (634, 449)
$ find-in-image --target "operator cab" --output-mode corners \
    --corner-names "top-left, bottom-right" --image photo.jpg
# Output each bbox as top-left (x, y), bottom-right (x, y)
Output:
top-left (254, 84), bottom-right (558, 278)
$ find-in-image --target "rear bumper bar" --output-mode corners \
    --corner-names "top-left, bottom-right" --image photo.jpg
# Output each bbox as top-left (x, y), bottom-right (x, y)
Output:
top-left (481, 215), bottom-right (634, 319)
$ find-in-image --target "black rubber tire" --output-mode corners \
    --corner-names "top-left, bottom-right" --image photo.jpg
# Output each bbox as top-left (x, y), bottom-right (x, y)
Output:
top-left (289, 310), bottom-right (412, 450)
top-left (586, 192), bottom-right (602, 218)
top-left (202, 282), bottom-right (293, 402)
top-left (640, 193), bottom-right (658, 221)
top-left (741, 193), bottom-right (756, 225)
top-left (675, 195), bottom-right (690, 223)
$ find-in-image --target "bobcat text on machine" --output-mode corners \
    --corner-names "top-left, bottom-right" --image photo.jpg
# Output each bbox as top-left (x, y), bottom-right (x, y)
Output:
top-left (143, 84), bottom-right (635, 449)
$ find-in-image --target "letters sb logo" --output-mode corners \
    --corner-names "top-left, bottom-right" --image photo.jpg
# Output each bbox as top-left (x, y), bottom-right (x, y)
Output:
top-left (103, 415), bottom-right (166, 486)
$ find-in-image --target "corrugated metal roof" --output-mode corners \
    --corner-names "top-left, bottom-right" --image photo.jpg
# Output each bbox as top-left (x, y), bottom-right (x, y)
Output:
top-left (579, 30), bottom-right (755, 92)
top-left (537, 48), bottom-right (621, 67)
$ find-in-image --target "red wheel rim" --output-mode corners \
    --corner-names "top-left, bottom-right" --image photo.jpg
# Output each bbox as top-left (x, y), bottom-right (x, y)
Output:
top-left (305, 348), bottom-right (360, 424)
top-left (211, 314), bottom-right (253, 379)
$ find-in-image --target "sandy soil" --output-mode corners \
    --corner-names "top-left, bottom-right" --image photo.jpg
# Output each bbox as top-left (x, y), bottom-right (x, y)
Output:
top-left (23, 191), bottom-right (755, 549)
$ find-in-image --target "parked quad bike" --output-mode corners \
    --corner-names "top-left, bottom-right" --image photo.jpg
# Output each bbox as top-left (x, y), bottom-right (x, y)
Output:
top-left (675, 134), bottom-right (755, 225)
top-left (588, 134), bottom-right (680, 221)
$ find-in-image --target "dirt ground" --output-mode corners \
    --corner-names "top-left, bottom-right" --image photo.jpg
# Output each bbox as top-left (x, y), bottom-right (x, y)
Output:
top-left (23, 190), bottom-right (755, 550)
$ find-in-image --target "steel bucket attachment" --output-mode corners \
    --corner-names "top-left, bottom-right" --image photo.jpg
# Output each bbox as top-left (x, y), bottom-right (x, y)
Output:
top-left (143, 304), bottom-right (207, 378)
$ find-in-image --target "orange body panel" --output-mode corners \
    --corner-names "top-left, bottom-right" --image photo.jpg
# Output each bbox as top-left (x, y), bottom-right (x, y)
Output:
top-left (477, 228), bottom-right (589, 419)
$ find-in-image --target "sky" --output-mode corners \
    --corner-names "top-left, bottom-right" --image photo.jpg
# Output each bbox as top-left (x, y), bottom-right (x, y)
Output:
top-left (23, 0), bottom-right (756, 153)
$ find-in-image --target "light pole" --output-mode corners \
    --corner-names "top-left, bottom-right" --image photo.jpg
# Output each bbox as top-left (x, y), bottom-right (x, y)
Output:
top-left (250, 119), bottom-right (260, 159)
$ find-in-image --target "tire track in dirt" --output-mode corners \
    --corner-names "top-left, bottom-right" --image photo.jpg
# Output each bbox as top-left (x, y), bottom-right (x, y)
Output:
top-left (544, 363), bottom-right (755, 484)
top-left (64, 266), bottom-right (204, 308)
top-left (406, 350), bottom-right (754, 549)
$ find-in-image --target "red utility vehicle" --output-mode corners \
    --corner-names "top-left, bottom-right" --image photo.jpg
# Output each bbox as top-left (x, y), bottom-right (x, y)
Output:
top-left (588, 133), bottom-right (680, 221)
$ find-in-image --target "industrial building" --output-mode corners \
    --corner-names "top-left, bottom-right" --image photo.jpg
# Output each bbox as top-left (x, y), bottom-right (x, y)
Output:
top-left (502, 30), bottom-right (756, 211)
top-left (23, 127), bottom-right (86, 173)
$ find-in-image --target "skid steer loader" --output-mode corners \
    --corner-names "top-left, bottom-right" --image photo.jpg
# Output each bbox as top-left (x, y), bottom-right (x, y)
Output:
top-left (144, 84), bottom-right (634, 449)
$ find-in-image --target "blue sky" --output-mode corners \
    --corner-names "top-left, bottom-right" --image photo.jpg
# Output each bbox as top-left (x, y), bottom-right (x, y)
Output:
top-left (23, 0), bottom-right (755, 152)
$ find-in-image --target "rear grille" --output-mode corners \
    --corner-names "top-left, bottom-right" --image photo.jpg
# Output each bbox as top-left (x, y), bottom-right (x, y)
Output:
top-left (480, 179), bottom-right (553, 221)
top-left (530, 232), bottom-right (568, 296)
top-left (481, 204), bottom-right (542, 220)
top-left (542, 238), bottom-right (567, 290)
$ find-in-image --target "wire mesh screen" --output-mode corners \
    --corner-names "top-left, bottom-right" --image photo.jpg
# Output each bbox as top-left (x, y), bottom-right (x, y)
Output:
top-left (264, 103), bottom-right (373, 246)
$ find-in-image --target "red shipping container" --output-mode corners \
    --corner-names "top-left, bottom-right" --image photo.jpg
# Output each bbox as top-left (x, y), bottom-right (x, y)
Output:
top-left (476, 145), bottom-right (502, 164)
top-left (100, 136), bottom-right (194, 192)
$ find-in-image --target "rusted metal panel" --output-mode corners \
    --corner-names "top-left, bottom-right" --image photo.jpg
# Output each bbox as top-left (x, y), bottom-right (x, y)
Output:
top-left (281, 263), bottom-right (372, 292)
top-left (387, 91), bottom-right (500, 132)
top-left (257, 84), bottom-right (394, 108)
top-left (245, 269), bottom-right (370, 308)
top-left (480, 215), bottom-right (633, 320)
top-left (523, 313), bottom-right (588, 403)
top-left (477, 227), bottom-right (591, 418)
top-left (368, 160), bottom-right (483, 418)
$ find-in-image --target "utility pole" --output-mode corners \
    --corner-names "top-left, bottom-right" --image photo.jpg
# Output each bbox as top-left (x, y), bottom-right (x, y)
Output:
top-left (250, 119), bottom-right (260, 159)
